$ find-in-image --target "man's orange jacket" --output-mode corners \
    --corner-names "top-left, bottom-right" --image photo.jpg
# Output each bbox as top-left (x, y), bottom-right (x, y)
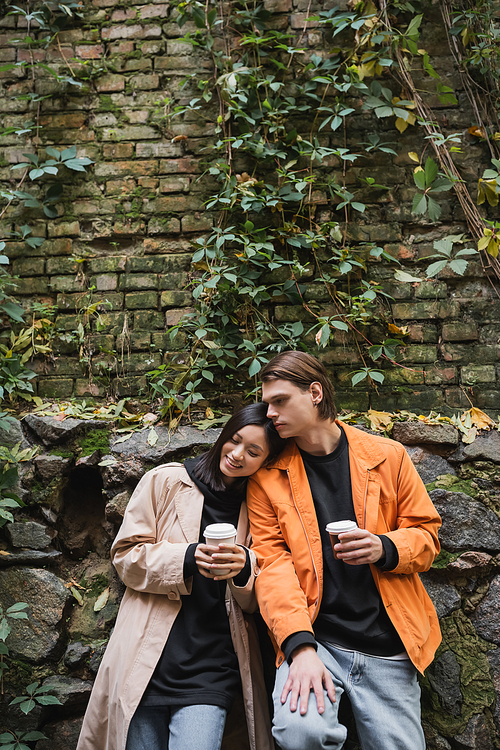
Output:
top-left (247, 422), bottom-right (442, 674)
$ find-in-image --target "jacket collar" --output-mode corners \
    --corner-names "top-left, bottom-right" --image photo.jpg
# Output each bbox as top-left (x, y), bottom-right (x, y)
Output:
top-left (265, 421), bottom-right (387, 471)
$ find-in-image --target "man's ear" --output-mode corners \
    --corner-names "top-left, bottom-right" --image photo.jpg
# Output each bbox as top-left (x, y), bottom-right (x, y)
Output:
top-left (309, 381), bottom-right (323, 405)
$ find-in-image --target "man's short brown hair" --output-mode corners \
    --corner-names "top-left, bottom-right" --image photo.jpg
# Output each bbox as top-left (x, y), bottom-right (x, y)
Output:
top-left (261, 351), bottom-right (337, 421)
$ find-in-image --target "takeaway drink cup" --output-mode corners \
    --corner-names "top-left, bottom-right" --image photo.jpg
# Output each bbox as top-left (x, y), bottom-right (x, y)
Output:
top-left (326, 520), bottom-right (358, 559)
top-left (204, 523), bottom-right (237, 576)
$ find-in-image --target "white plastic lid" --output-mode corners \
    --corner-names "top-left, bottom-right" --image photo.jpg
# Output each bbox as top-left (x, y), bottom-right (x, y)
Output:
top-left (325, 520), bottom-right (358, 534)
top-left (204, 523), bottom-right (237, 539)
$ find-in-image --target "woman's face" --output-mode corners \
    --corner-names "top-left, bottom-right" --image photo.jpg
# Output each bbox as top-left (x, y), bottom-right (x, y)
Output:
top-left (219, 424), bottom-right (269, 485)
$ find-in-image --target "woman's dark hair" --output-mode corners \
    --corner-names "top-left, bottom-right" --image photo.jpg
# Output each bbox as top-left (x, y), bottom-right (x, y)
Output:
top-left (194, 402), bottom-right (286, 492)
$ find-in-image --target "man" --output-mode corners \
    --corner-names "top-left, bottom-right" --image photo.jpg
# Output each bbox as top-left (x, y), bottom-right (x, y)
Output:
top-left (247, 351), bottom-right (441, 750)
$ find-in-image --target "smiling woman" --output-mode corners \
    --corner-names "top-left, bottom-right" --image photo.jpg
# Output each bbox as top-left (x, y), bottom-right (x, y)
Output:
top-left (76, 402), bottom-right (286, 750)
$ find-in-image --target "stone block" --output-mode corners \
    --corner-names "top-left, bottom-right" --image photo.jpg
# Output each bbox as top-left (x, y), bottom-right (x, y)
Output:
top-left (120, 273), bottom-right (159, 291)
top-left (49, 276), bottom-right (86, 293)
top-left (118, 331), bottom-right (151, 351)
top-left (160, 290), bottom-right (193, 307)
top-left (392, 422), bottom-right (459, 446)
top-left (0, 568), bottom-right (69, 662)
top-left (95, 160), bottom-right (158, 177)
top-left (139, 4), bottom-right (168, 18)
top-left (148, 194), bottom-right (202, 213)
top-left (334, 390), bottom-right (370, 412)
top-left (46, 257), bottom-right (79, 275)
top-left (159, 157), bottom-right (202, 174)
top-left (442, 322), bottom-right (478, 341)
top-left (102, 125), bottom-right (157, 141)
top-left (159, 177), bottom-right (190, 193)
top-left (7, 521), bottom-right (53, 550)
top-left (392, 301), bottom-right (460, 320)
top-left (380, 368), bottom-right (425, 385)
top-left (12, 258), bottom-right (45, 276)
top-left (424, 366), bottom-right (457, 385)
top-left (125, 291), bottom-right (158, 309)
top-left (399, 345), bottom-right (437, 364)
top-left (48, 221), bottom-right (80, 238)
top-left (37, 378), bottom-right (74, 398)
top-left (155, 55), bottom-right (197, 71)
top-left (75, 44), bottom-right (104, 59)
top-left (111, 8), bottom-right (136, 20)
top-left (114, 375), bottom-right (148, 396)
top-left (133, 310), bottom-right (164, 329)
top-left (147, 216), bottom-right (181, 234)
top-left (88, 256), bottom-right (127, 274)
top-left (126, 256), bottom-right (165, 273)
top-left (95, 74), bottom-right (126, 92)
top-left (15, 276), bottom-right (50, 294)
top-left (159, 272), bottom-right (188, 290)
top-left (74, 379), bottom-right (106, 397)
top-left (444, 387), bottom-right (473, 409)
top-left (129, 74), bottom-right (160, 90)
top-left (103, 143), bottom-right (135, 159)
top-left (90, 274), bottom-right (119, 291)
top-left (122, 352), bottom-right (161, 373)
top-left (57, 292), bottom-right (123, 312)
top-left (102, 23), bottom-right (162, 40)
top-left (442, 343), bottom-right (497, 363)
top-left (90, 311), bottom-right (127, 334)
top-left (461, 365), bottom-right (496, 384)
top-left (413, 280), bottom-right (447, 299)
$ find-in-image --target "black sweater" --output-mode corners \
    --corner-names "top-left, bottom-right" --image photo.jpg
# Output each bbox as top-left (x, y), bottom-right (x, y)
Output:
top-left (140, 458), bottom-right (250, 710)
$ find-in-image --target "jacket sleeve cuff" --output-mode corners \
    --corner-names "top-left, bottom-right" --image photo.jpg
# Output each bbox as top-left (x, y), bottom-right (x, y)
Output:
top-left (183, 543), bottom-right (198, 579)
top-left (375, 535), bottom-right (399, 571)
top-left (282, 632), bottom-right (318, 664)
top-left (232, 547), bottom-right (251, 587)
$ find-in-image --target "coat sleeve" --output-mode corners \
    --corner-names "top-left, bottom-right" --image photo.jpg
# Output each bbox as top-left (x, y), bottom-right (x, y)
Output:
top-left (246, 475), bottom-right (314, 647)
top-left (382, 448), bottom-right (441, 575)
top-left (111, 467), bottom-right (192, 597)
top-left (228, 547), bottom-right (258, 613)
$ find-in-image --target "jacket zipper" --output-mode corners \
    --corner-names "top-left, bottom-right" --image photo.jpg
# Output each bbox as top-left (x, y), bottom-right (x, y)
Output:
top-left (287, 468), bottom-right (320, 622)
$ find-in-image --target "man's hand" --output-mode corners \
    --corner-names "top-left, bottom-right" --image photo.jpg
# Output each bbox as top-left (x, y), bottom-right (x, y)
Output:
top-left (335, 528), bottom-right (384, 565)
top-left (281, 646), bottom-right (335, 715)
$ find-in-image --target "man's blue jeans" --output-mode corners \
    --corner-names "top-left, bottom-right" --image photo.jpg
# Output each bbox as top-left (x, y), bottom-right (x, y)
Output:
top-left (272, 641), bottom-right (425, 750)
top-left (125, 704), bottom-right (227, 750)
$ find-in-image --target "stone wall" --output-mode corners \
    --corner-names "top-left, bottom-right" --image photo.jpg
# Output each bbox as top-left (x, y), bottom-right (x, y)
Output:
top-left (0, 415), bottom-right (500, 748)
top-left (0, 2), bottom-right (499, 411)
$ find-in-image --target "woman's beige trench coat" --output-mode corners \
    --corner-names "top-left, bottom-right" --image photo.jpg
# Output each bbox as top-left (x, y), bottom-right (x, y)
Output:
top-left (77, 463), bottom-right (273, 750)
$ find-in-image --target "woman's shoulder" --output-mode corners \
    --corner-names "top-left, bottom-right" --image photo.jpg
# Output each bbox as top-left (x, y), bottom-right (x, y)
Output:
top-left (147, 462), bottom-right (193, 484)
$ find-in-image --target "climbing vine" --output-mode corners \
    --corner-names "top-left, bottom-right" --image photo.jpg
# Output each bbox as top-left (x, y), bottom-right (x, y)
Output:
top-left (148, 0), bottom-right (496, 411)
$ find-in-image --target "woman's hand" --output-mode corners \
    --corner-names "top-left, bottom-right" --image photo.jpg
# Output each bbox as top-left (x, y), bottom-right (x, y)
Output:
top-left (194, 543), bottom-right (247, 581)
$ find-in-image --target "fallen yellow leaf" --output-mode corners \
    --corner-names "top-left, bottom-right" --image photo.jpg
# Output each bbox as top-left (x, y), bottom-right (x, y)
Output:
top-left (464, 407), bottom-right (496, 430)
top-left (367, 410), bottom-right (394, 431)
top-left (94, 587), bottom-right (110, 612)
top-left (388, 323), bottom-right (409, 335)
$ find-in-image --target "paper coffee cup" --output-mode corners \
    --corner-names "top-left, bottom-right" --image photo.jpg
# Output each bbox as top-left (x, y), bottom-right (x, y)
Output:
top-left (204, 523), bottom-right (237, 576)
top-left (326, 520), bottom-right (358, 559)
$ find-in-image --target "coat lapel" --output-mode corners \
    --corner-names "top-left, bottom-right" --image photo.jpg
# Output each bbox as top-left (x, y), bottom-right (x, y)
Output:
top-left (174, 479), bottom-right (204, 543)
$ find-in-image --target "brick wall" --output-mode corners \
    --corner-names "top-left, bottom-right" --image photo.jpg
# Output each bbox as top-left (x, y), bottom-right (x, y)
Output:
top-left (0, 1), bottom-right (498, 413)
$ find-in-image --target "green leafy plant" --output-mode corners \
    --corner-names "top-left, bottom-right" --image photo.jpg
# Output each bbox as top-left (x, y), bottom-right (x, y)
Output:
top-left (425, 235), bottom-right (479, 277)
top-left (412, 157), bottom-right (454, 222)
top-left (9, 682), bottom-right (62, 715)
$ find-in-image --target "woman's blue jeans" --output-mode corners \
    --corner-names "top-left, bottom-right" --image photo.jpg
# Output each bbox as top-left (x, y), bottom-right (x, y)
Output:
top-left (272, 641), bottom-right (425, 750)
top-left (125, 704), bottom-right (227, 750)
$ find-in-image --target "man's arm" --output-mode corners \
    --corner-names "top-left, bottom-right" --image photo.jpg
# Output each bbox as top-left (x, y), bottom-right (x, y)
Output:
top-left (247, 474), bottom-right (316, 645)
top-left (247, 474), bottom-right (336, 713)
top-left (381, 447), bottom-right (441, 573)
